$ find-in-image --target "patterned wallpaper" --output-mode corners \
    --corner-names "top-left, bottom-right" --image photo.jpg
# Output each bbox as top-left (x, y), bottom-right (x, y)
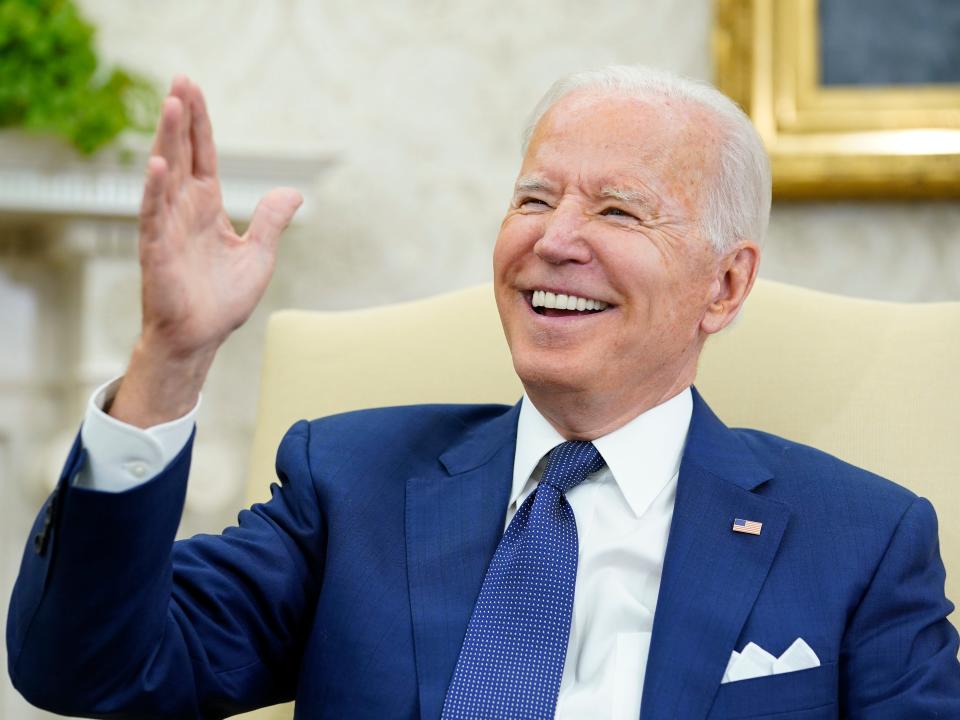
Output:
top-left (79, 0), bottom-right (958, 305)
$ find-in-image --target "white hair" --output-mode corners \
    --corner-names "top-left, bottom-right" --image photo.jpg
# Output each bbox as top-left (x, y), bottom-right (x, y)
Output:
top-left (522, 65), bottom-right (771, 253)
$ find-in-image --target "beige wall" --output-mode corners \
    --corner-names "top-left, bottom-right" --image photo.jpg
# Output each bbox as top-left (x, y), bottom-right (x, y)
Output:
top-left (2, 1), bottom-right (957, 717)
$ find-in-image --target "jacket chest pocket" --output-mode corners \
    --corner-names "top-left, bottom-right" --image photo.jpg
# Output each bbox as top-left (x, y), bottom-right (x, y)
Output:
top-left (707, 662), bottom-right (837, 719)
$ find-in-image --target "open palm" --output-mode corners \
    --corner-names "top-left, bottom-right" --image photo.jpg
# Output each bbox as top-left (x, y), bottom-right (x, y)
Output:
top-left (138, 76), bottom-right (302, 358)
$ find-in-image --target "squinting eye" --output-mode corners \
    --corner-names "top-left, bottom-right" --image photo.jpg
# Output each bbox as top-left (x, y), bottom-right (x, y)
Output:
top-left (518, 198), bottom-right (550, 210)
top-left (600, 207), bottom-right (638, 221)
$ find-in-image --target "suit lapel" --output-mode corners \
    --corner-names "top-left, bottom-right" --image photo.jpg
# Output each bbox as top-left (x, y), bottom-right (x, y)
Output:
top-left (405, 403), bottom-right (519, 720)
top-left (640, 389), bottom-right (791, 720)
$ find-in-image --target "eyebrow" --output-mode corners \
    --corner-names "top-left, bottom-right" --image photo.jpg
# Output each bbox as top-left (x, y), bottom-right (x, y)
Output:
top-left (513, 176), bottom-right (554, 195)
top-left (598, 186), bottom-right (653, 206)
top-left (513, 177), bottom-right (658, 210)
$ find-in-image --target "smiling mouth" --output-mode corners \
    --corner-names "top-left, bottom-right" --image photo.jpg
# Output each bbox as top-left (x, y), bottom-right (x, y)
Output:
top-left (528, 289), bottom-right (611, 317)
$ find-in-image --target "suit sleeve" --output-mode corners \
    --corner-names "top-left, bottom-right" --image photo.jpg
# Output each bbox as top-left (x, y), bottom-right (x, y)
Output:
top-left (6, 420), bottom-right (325, 719)
top-left (841, 495), bottom-right (960, 718)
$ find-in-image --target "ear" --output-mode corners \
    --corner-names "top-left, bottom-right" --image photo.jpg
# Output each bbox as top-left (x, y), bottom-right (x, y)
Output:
top-left (700, 241), bottom-right (760, 335)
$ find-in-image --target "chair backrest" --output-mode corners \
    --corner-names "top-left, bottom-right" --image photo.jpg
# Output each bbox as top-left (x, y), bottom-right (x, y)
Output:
top-left (238, 278), bottom-right (959, 719)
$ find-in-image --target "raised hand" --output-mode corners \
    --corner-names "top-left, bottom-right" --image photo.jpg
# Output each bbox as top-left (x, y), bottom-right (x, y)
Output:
top-left (109, 76), bottom-right (302, 427)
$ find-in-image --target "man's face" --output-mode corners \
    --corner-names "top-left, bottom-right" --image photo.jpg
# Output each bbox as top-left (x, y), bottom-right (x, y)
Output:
top-left (494, 90), bottom-right (726, 405)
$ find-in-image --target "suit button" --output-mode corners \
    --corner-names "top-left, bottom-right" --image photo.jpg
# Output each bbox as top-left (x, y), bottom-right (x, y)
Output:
top-left (44, 490), bottom-right (58, 520)
top-left (34, 530), bottom-right (47, 555)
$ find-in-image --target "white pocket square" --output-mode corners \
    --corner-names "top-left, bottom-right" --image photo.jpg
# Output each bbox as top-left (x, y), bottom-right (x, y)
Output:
top-left (721, 637), bottom-right (820, 684)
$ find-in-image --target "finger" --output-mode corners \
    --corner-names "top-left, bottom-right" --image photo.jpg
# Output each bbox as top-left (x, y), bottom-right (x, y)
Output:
top-left (149, 78), bottom-right (175, 156)
top-left (245, 187), bottom-right (304, 252)
top-left (139, 155), bottom-right (168, 241)
top-left (188, 80), bottom-right (218, 178)
top-left (155, 97), bottom-right (183, 188)
top-left (169, 75), bottom-right (194, 179)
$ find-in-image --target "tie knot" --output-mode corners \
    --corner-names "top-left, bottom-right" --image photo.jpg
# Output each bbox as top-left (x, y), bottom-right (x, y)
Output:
top-left (540, 441), bottom-right (605, 495)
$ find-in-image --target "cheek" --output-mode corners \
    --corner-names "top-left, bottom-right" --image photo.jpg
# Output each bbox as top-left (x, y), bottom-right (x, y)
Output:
top-left (656, 270), bottom-right (716, 342)
top-left (597, 240), bottom-right (661, 304)
top-left (614, 266), bottom-right (697, 339)
top-left (494, 216), bottom-right (541, 275)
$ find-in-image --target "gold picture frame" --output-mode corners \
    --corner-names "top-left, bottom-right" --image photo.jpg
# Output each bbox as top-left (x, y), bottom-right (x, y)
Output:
top-left (713, 0), bottom-right (960, 198)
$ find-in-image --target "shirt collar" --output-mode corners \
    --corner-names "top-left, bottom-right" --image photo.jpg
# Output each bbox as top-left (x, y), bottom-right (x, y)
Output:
top-left (511, 388), bottom-right (693, 518)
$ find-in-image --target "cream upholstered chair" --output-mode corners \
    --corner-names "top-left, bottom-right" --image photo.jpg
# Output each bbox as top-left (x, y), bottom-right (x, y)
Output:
top-left (236, 278), bottom-right (959, 720)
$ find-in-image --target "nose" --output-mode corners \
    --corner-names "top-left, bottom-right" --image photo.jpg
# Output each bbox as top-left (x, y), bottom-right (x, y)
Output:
top-left (533, 199), bottom-right (593, 265)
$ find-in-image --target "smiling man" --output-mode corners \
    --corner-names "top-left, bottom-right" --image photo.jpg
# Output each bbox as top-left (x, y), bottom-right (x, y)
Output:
top-left (8, 66), bottom-right (960, 719)
top-left (494, 84), bottom-right (758, 440)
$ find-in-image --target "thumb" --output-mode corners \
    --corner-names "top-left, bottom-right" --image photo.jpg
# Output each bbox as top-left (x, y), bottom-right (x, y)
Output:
top-left (247, 187), bottom-right (303, 250)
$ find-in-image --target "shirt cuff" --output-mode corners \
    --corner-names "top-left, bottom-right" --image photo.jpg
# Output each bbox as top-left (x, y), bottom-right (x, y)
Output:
top-left (74, 376), bottom-right (200, 492)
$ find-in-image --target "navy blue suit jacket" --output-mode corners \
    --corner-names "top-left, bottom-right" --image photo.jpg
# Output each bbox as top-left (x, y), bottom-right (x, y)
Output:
top-left (7, 389), bottom-right (960, 718)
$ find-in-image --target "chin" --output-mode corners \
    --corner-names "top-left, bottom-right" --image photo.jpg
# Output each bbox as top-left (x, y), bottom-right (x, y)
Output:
top-left (511, 346), bottom-right (593, 396)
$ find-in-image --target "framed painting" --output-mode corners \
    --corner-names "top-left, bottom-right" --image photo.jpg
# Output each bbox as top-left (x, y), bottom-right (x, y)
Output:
top-left (713, 0), bottom-right (960, 198)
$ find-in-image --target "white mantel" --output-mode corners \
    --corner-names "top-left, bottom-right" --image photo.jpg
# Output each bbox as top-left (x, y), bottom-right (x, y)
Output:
top-left (0, 131), bottom-right (334, 222)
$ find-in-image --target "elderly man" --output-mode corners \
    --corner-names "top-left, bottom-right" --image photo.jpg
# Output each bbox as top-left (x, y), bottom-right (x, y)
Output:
top-left (8, 66), bottom-right (960, 719)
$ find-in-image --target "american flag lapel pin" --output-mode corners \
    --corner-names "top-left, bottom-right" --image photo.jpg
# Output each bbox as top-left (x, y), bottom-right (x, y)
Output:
top-left (732, 518), bottom-right (763, 536)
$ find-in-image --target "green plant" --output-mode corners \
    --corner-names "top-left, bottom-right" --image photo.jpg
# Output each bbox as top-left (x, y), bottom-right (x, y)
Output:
top-left (0, 0), bottom-right (159, 154)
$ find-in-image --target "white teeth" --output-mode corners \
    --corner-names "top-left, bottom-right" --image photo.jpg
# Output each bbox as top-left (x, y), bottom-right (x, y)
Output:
top-left (530, 290), bottom-right (609, 312)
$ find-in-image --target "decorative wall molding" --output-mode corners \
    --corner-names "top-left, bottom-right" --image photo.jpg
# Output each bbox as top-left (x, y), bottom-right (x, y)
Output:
top-left (0, 132), bottom-right (335, 222)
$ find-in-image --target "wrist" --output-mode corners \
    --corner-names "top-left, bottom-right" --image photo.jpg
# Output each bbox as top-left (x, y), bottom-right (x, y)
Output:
top-left (108, 337), bottom-right (216, 428)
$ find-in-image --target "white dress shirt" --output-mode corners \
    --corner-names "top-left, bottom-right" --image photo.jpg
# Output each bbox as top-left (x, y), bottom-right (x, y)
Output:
top-left (78, 379), bottom-right (692, 719)
top-left (511, 390), bottom-right (691, 719)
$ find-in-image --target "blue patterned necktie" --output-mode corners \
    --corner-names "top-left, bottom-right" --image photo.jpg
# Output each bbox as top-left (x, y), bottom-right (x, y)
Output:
top-left (441, 441), bottom-right (606, 720)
